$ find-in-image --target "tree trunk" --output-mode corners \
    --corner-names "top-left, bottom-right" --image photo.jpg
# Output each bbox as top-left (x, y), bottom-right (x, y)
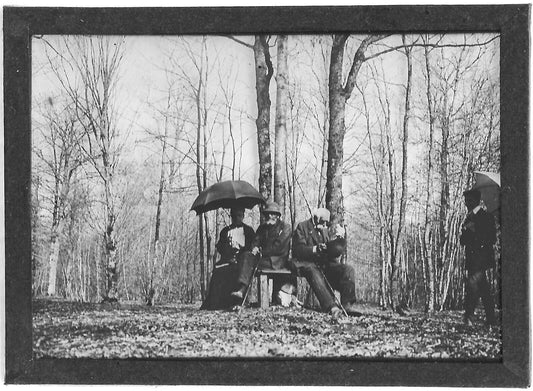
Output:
top-left (47, 179), bottom-right (69, 296)
top-left (254, 35), bottom-right (273, 201)
top-left (390, 36), bottom-right (413, 312)
top-left (326, 34), bottom-right (385, 224)
top-left (195, 83), bottom-right (206, 301)
top-left (146, 96), bottom-right (170, 306)
top-left (274, 34), bottom-right (288, 211)
top-left (318, 122), bottom-right (329, 208)
top-left (103, 176), bottom-right (118, 301)
top-left (201, 69), bottom-right (210, 300)
top-left (423, 36), bottom-right (436, 312)
top-left (46, 225), bottom-right (61, 296)
top-left (326, 34), bottom-right (349, 224)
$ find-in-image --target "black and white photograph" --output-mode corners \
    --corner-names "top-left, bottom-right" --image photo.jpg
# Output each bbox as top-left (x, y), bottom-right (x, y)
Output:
top-left (4, 5), bottom-right (529, 386)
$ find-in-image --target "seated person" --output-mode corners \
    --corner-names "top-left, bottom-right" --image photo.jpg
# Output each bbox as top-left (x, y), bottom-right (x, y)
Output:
top-left (290, 208), bottom-right (360, 318)
top-left (230, 201), bottom-right (294, 303)
top-left (201, 207), bottom-right (255, 310)
top-left (216, 207), bottom-right (255, 264)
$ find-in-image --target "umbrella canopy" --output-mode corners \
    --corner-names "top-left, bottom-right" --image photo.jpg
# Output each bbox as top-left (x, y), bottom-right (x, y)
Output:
top-left (473, 171), bottom-right (500, 213)
top-left (190, 180), bottom-right (264, 215)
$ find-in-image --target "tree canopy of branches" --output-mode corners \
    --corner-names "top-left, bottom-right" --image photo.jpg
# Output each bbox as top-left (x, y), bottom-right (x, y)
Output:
top-left (31, 33), bottom-right (500, 311)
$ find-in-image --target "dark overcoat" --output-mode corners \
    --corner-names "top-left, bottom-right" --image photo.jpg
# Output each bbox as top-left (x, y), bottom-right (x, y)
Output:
top-left (460, 208), bottom-right (497, 272)
top-left (292, 218), bottom-right (345, 264)
top-left (252, 219), bottom-right (292, 269)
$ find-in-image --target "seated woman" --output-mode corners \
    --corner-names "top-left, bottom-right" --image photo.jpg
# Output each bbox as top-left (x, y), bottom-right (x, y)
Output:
top-left (201, 207), bottom-right (255, 310)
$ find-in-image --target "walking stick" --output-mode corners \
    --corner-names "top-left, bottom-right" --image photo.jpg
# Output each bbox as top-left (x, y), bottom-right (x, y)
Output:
top-left (318, 263), bottom-right (348, 317)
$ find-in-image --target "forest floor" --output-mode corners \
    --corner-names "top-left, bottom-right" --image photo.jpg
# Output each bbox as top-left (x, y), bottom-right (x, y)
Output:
top-left (33, 299), bottom-right (501, 359)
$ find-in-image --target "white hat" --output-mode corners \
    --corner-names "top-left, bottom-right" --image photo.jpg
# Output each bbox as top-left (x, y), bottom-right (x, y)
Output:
top-left (312, 207), bottom-right (330, 222)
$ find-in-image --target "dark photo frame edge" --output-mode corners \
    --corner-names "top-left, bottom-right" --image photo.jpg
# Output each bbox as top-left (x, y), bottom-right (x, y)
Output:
top-left (4, 5), bottom-right (530, 386)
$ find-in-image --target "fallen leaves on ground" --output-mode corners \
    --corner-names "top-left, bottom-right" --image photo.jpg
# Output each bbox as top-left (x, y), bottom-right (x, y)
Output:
top-left (32, 299), bottom-right (501, 359)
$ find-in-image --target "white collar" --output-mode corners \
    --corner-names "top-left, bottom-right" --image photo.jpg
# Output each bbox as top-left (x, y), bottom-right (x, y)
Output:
top-left (472, 205), bottom-right (482, 215)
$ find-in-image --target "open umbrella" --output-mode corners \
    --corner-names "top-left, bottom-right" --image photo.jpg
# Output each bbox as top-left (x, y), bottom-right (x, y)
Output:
top-left (473, 171), bottom-right (500, 213)
top-left (190, 180), bottom-right (264, 215)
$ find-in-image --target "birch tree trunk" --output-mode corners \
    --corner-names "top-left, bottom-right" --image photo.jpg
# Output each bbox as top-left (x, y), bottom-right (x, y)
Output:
top-left (274, 34), bottom-right (288, 211)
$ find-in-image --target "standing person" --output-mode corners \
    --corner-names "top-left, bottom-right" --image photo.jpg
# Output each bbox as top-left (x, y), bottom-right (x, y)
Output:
top-left (460, 189), bottom-right (497, 326)
top-left (230, 201), bottom-right (293, 301)
top-left (201, 207), bottom-right (255, 310)
top-left (291, 208), bottom-right (360, 318)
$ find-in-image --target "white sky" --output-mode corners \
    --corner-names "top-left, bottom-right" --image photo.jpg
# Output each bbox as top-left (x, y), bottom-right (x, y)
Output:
top-left (31, 33), bottom-right (499, 216)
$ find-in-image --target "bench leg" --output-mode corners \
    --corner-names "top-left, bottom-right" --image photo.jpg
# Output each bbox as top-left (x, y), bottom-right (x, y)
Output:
top-left (259, 274), bottom-right (269, 309)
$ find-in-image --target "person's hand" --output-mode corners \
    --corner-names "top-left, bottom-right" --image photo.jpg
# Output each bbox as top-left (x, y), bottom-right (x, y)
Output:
top-left (251, 247), bottom-right (260, 256)
top-left (464, 221), bottom-right (476, 232)
top-left (317, 243), bottom-right (327, 254)
top-left (334, 224), bottom-right (346, 238)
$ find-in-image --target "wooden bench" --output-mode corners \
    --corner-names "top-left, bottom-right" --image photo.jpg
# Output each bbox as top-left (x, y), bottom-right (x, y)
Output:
top-left (255, 268), bottom-right (293, 309)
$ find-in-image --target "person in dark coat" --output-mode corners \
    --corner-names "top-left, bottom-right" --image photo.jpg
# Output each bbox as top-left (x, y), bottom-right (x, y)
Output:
top-left (291, 208), bottom-right (360, 318)
top-left (230, 201), bottom-right (293, 300)
top-left (460, 189), bottom-right (497, 326)
top-left (201, 207), bottom-right (255, 310)
top-left (215, 207), bottom-right (255, 264)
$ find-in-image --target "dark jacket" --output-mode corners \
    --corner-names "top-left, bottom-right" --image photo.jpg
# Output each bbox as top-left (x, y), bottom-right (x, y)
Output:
top-left (216, 223), bottom-right (255, 263)
top-left (252, 219), bottom-right (292, 269)
top-left (292, 218), bottom-right (345, 264)
top-left (460, 208), bottom-right (496, 272)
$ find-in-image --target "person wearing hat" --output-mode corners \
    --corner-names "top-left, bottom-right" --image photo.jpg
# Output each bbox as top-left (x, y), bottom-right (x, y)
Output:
top-left (230, 201), bottom-right (293, 300)
top-left (460, 188), bottom-right (497, 326)
top-left (291, 208), bottom-right (360, 318)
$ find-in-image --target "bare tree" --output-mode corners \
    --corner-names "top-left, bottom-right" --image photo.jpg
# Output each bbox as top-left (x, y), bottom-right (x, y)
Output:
top-left (33, 99), bottom-right (85, 296)
top-left (254, 36), bottom-right (274, 201)
top-left (388, 36), bottom-right (413, 313)
top-left (42, 35), bottom-right (126, 301)
top-left (326, 34), bottom-right (387, 224)
top-left (228, 34), bottom-right (274, 208)
top-left (274, 35), bottom-right (289, 211)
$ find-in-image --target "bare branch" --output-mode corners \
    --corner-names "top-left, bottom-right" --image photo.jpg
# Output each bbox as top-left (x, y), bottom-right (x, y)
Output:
top-left (344, 34), bottom-right (389, 98)
top-left (224, 35), bottom-right (254, 49)
top-left (364, 35), bottom-right (500, 62)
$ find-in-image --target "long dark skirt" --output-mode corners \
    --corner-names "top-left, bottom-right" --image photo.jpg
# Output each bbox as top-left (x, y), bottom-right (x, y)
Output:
top-left (200, 262), bottom-right (240, 310)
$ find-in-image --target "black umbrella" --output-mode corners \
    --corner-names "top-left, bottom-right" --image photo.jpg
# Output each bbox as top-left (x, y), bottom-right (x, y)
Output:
top-left (190, 180), bottom-right (264, 215)
top-left (473, 171), bottom-right (500, 214)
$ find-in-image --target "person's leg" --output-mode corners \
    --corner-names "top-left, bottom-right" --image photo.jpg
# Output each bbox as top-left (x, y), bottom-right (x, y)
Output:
top-left (478, 271), bottom-right (496, 324)
top-left (232, 252), bottom-right (259, 296)
top-left (324, 263), bottom-right (356, 306)
top-left (293, 260), bottom-right (336, 312)
top-left (464, 270), bottom-right (482, 323)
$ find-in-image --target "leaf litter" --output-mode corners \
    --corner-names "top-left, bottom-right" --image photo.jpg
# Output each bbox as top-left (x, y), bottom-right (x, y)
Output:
top-left (32, 299), bottom-right (501, 359)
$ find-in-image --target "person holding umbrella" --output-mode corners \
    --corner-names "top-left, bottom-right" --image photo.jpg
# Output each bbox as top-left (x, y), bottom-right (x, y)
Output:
top-left (460, 188), bottom-right (497, 327)
top-left (201, 207), bottom-right (255, 310)
top-left (215, 207), bottom-right (255, 265)
top-left (193, 180), bottom-right (263, 310)
top-left (230, 201), bottom-right (293, 302)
